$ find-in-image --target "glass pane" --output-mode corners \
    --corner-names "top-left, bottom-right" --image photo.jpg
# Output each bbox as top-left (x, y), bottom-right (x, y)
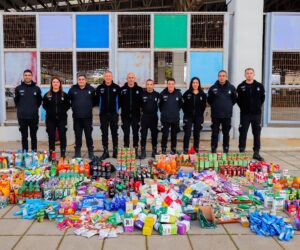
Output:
top-left (271, 87), bottom-right (300, 121)
top-left (191, 14), bottom-right (224, 49)
top-left (5, 87), bottom-right (17, 121)
top-left (3, 15), bottom-right (36, 48)
top-left (76, 15), bottom-right (109, 48)
top-left (41, 52), bottom-right (73, 85)
top-left (190, 51), bottom-right (223, 86)
top-left (154, 14), bottom-right (187, 48)
top-left (272, 52), bottom-right (300, 86)
top-left (5, 52), bottom-right (37, 87)
top-left (154, 51), bottom-right (187, 86)
top-left (77, 52), bottom-right (109, 85)
top-left (39, 15), bottom-right (73, 49)
top-left (273, 15), bottom-right (300, 50)
top-left (117, 52), bottom-right (151, 86)
top-left (118, 15), bottom-right (150, 48)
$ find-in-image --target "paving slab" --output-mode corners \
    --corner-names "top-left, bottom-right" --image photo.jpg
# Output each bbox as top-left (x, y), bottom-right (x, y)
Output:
top-left (14, 235), bottom-right (61, 250)
top-left (148, 235), bottom-right (191, 250)
top-left (223, 223), bottom-right (255, 235)
top-left (59, 235), bottom-right (103, 250)
top-left (3, 205), bottom-right (21, 219)
top-left (104, 235), bottom-right (146, 250)
top-left (189, 235), bottom-right (237, 250)
top-left (0, 219), bottom-right (32, 235)
top-left (275, 235), bottom-right (300, 250)
top-left (0, 205), bottom-right (12, 218)
top-left (231, 235), bottom-right (282, 250)
top-left (188, 221), bottom-right (227, 235)
top-left (26, 220), bottom-right (65, 236)
top-left (0, 236), bottom-right (21, 250)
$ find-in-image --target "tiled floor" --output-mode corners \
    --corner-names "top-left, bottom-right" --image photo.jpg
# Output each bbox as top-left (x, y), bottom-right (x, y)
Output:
top-left (0, 147), bottom-right (300, 249)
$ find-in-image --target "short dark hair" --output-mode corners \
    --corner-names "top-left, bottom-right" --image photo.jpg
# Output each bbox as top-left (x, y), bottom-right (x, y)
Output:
top-left (146, 79), bottom-right (154, 83)
top-left (245, 68), bottom-right (255, 73)
top-left (218, 70), bottom-right (227, 75)
top-left (77, 74), bottom-right (86, 79)
top-left (167, 77), bottom-right (175, 83)
top-left (23, 69), bottom-right (32, 75)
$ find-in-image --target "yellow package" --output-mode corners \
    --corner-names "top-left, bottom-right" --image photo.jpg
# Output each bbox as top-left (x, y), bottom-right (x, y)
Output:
top-left (0, 180), bottom-right (10, 196)
top-left (142, 226), bottom-right (153, 236)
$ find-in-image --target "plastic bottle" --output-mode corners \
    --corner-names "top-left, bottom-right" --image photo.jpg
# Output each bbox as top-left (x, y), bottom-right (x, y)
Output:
top-left (240, 216), bottom-right (249, 227)
top-left (84, 160), bottom-right (90, 178)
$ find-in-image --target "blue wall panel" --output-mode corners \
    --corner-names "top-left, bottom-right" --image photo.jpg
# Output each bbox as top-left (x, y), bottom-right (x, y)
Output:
top-left (39, 15), bottom-right (73, 49)
top-left (189, 51), bottom-right (223, 86)
top-left (273, 15), bottom-right (300, 50)
top-left (76, 15), bottom-right (109, 48)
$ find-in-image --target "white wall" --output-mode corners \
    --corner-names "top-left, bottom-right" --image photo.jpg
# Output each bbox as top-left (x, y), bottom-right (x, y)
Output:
top-left (227, 0), bottom-right (264, 137)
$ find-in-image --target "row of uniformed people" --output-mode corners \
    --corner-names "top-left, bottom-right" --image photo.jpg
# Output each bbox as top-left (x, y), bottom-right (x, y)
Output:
top-left (14, 68), bottom-right (265, 161)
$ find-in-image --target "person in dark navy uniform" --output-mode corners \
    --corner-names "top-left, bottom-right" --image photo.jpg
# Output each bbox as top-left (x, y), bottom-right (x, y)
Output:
top-left (68, 74), bottom-right (96, 159)
top-left (159, 78), bottom-right (182, 154)
top-left (207, 70), bottom-right (237, 153)
top-left (42, 76), bottom-right (70, 158)
top-left (95, 71), bottom-right (120, 159)
top-left (182, 77), bottom-right (207, 153)
top-left (14, 69), bottom-right (42, 152)
top-left (140, 79), bottom-right (160, 159)
top-left (119, 73), bottom-right (143, 157)
top-left (237, 68), bottom-right (265, 161)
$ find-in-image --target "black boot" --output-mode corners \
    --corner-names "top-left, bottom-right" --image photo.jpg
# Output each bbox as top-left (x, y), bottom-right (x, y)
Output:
top-left (170, 148), bottom-right (176, 155)
top-left (61, 149), bottom-right (66, 158)
top-left (113, 147), bottom-right (118, 158)
top-left (134, 147), bottom-right (139, 159)
top-left (162, 147), bottom-right (166, 155)
top-left (49, 150), bottom-right (53, 162)
top-left (151, 147), bottom-right (157, 158)
top-left (223, 147), bottom-right (229, 154)
top-left (140, 147), bottom-right (146, 159)
top-left (253, 151), bottom-right (264, 161)
top-left (183, 148), bottom-right (188, 154)
top-left (101, 148), bottom-right (110, 160)
top-left (239, 148), bottom-right (245, 153)
top-left (88, 149), bottom-right (94, 159)
top-left (195, 148), bottom-right (199, 153)
top-left (211, 148), bottom-right (216, 153)
top-left (74, 148), bottom-right (81, 158)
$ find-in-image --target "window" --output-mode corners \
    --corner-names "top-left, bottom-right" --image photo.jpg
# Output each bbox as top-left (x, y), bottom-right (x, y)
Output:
top-left (77, 52), bottom-right (109, 85)
top-left (3, 15), bottom-right (36, 48)
top-left (191, 15), bottom-right (224, 49)
top-left (271, 52), bottom-right (300, 122)
top-left (154, 51), bottom-right (187, 86)
top-left (118, 15), bottom-right (150, 48)
top-left (41, 52), bottom-right (73, 85)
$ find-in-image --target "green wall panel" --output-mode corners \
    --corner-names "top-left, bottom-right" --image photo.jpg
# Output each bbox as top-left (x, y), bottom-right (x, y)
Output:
top-left (154, 14), bottom-right (187, 48)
